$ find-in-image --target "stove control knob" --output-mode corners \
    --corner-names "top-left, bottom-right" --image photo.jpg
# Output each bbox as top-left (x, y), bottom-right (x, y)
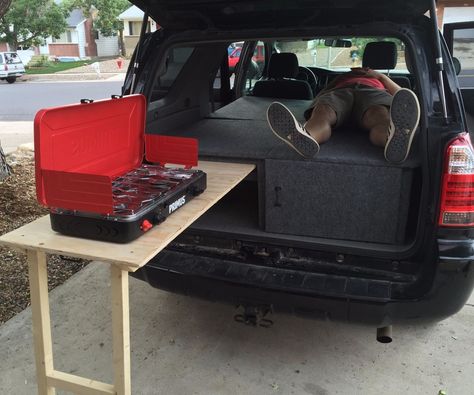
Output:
top-left (140, 220), bottom-right (153, 232)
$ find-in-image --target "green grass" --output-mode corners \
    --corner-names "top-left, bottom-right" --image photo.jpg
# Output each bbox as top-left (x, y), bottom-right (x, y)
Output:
top-left (26, 60), bottom-right (95, 74)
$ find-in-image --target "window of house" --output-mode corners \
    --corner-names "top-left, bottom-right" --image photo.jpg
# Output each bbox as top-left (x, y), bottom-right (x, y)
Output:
top-left (52, 30), bottom-right (73, 43)
top-left (129, 21), bottom-right (151, 35)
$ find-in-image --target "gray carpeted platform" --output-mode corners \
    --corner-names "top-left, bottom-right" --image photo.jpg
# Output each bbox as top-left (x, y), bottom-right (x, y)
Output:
top-left (167, 96), bottom-right (419, 167)
top-left (208, 96), bottom-right (312, 122)
top-left (158, 96), bottom-right (420, 244)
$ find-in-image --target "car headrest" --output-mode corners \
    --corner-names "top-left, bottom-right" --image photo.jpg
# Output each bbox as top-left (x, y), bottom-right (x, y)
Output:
top-left (362, 42), bottom-right (398, 70)
top-left (268, 53), bottom-right (299, 79)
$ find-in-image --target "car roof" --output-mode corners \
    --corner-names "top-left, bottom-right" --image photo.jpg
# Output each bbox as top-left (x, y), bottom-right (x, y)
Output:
top-left (130, 0), bottom-right (431, 30)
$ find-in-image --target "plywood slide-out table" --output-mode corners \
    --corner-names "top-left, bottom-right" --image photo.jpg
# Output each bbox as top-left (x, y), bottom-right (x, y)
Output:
top-left (0, 160), bottom-right (255, 395)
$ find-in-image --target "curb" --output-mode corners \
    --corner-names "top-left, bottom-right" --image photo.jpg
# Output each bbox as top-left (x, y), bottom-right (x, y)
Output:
top-left (20, 73), bottom-right (125, 84)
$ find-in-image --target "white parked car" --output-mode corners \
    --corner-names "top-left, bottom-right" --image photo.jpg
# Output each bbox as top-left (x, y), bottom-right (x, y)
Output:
top-left (0, 52), bottom-right (25, 84)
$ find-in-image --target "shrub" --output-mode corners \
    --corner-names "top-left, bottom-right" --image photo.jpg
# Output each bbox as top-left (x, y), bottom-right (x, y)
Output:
top-left (28, 55), bottom-right (52, 68)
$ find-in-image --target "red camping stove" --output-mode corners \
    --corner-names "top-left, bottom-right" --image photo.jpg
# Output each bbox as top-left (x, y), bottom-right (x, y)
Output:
top-left (34, 94), bottom-right (206, 243)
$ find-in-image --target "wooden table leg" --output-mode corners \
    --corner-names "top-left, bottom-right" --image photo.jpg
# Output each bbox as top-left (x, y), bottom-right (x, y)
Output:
top-left (27, 250), bottom-right (56, 395)
top-left (110, 265), bottom-right (131, 395)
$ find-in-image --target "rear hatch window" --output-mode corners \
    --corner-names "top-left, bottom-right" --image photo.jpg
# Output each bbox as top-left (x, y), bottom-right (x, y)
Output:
top-left (4, 53), bottom-right (22, 64)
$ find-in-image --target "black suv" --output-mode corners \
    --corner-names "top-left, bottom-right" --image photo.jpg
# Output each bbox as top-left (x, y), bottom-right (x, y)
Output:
top-left (124, 0), bottom-right (474, 335)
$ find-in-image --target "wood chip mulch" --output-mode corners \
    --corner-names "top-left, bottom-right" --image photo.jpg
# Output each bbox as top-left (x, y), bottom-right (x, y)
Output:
top-left (0, 155), bottom-right (89, 325)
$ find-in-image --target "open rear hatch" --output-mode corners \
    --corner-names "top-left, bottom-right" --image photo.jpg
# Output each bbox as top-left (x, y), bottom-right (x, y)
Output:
top-left (127, 0), bottom-right (433, 253)
top-left (129, 0), bottom-right (440, 296)
top-left (130, 0), bottom-right (431, 30)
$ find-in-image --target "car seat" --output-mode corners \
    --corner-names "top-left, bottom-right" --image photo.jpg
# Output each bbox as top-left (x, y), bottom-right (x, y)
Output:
top-left (252, 53), bottom-right (313, 100)
top-left (362, 42), bottom-right (411, 89)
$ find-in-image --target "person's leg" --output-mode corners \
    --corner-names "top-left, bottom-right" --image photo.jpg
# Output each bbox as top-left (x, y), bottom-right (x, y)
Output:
top-left (304, 103), bottom-right (337, 144)
top-left (267, 88), bottom-right (353, 159)
top-left (360, 105), bottom-right (390, 147)
top-left (355, 87), bottom-right (420, 163)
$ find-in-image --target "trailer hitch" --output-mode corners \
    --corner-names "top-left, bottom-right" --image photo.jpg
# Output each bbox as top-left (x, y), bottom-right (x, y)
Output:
top-left (234, 305), bottom-right (274, 328)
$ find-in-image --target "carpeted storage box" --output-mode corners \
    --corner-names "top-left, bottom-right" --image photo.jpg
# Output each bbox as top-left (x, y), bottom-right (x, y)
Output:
top-left (264, 159), bottom-right (413, 244)
top-left (34, 94), bottom-right (206, 243)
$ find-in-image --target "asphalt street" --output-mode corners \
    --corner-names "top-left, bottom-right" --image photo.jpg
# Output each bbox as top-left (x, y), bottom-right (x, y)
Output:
top-left (0, 80), bottom-right (124, 121)
top-left (459, 68), bottom-right (474, 88)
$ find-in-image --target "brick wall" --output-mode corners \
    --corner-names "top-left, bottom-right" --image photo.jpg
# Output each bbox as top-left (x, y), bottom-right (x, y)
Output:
top-left (48, 44), bottom-right (80, 57)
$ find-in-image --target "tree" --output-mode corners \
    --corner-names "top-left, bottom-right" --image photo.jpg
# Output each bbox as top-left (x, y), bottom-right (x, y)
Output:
top-left (0, 0), bottom-right (68, 49)
top-left (0, 145), bottom-right (11, 181)
top-left (65, 0), bottom-right (130, 37)
top-left (0, 0), bottom-right (12, 19)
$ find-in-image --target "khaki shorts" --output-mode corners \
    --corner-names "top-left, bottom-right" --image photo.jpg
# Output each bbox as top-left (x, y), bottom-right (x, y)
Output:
top-left (304, 84), bottom-right (393, 128)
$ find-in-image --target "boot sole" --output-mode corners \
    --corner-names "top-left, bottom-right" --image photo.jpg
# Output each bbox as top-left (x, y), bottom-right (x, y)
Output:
top-left (384, 89), bottom-right (420, 164)
top-left (267, 102), bottom-right (320, 159)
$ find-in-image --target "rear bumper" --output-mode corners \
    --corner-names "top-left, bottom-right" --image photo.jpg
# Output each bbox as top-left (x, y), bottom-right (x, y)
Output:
top-left (0, 71), bottom-right (24, 78)
top-left (132, 249), bottom-right (474, 326)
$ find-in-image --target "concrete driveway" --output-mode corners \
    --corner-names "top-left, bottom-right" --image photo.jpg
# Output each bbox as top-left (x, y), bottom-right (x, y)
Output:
top-left (0, 262), bottom-right (473, 395)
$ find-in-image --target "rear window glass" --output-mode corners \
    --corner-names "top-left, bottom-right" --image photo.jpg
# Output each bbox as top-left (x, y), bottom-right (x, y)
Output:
top-left (3, 53), bottom-right (22, 64)
top-left (275, 37), bottom-right (408, 72)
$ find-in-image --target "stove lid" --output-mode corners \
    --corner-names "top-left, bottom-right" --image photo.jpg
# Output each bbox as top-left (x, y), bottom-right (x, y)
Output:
top-left (34, 94), bottom-right (146, 209)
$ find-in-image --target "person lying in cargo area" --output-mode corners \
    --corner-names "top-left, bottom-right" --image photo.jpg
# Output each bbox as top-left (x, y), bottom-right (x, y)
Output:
top-left (266, 67), bottom-right (420, 164)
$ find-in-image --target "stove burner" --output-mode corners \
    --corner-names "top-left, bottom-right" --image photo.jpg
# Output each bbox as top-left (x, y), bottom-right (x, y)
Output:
top-left (109, 164), bottom-right (198, 217)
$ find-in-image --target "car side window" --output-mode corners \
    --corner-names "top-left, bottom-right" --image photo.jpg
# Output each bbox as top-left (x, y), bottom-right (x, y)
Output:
top-left (150, 46), bottom-right (195, 102)
top-left (243, 41), bottom-right (265, 94)
top-left (214, 42), bottom-right (243, 90)
top-left (451, 28), bottom-right (474, 88)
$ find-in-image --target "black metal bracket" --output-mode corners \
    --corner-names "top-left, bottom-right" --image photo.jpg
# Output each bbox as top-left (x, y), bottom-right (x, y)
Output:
top-left (234, 305), bottom-right (274, 328)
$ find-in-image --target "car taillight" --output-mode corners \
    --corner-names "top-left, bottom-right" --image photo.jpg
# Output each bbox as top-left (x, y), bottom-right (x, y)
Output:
top-left (3, 65), bottom-right (7, 71)
top-left (439, 133), bottom-right (474, 226)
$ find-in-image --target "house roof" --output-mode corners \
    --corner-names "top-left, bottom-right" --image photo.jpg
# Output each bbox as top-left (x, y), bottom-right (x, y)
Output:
top-left (118, 5), bottom-right (144, 20)
top-left (67, 9), bottom-right (87, 27)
